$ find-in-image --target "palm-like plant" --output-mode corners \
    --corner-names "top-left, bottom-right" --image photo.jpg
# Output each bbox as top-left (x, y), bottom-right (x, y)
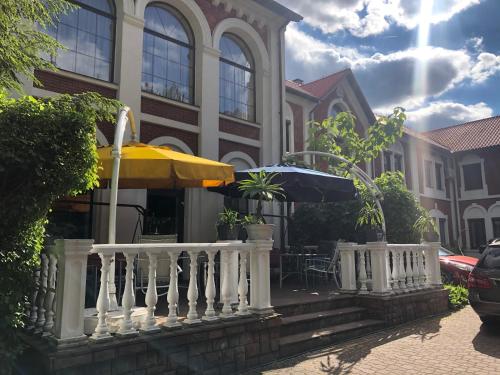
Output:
top-left (413, 210), bottom-right (438, 240)
top-left (238, 171), bottom-right (285, 223)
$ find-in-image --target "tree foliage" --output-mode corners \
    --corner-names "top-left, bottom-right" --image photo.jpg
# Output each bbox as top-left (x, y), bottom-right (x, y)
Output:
top-left (0, 92), bottom-right (120, 369)
top-left (0, 0), bottom-right (74, 92)
top-left (307, 107), bottom-right (406, 166)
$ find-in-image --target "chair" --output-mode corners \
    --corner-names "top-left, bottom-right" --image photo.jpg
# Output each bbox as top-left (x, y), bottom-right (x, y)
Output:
top-left (304, 241), bottom-right (340, 289)
top-left (136, 234), bottom-right (180, 297)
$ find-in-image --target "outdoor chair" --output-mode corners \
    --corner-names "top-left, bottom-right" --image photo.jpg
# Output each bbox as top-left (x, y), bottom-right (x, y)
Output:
top-left (304, 241), bottom-right (340, 289)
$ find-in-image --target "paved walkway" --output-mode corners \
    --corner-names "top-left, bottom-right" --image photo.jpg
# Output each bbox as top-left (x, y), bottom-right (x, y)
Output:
top-left (249, 307), bottom-right (500, 375)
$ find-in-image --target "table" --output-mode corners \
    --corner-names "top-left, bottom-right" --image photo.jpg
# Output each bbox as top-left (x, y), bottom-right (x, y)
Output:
top-left (279, 251), bottom-right (326, 288)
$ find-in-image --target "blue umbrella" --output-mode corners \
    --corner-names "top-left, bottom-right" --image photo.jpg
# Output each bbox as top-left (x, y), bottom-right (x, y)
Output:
top-left (209, 164), bottom-right (357, 202)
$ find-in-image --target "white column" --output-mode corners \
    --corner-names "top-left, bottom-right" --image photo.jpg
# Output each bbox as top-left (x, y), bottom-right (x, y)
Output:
top-left (219, 240), bottom-right (240, 305)
top-left (398, 248), bottom-right (408, 292)
top-left (202, 249), bottom-right (218, 321)
top-left (185, 250), bottom-right (202, 324)
top-left (358, 248), bottom-right (369, 294)
top-left (165, 251), bottom-right (181, 328)
top-left (237, 249), bottom-right (250, 316)
top-left (418, 247), bottom-right (427, 287)
top-left (53, 239), bottom-right (92, 343)
top-left (141, 252), bottom-right (160, 332)
top-left (42, 246), bottom-right (58, 336)
top-left (34, 253), bottom-right (48, 333)
top-left (220, 248), bottom-right (235, 318)
top-left (248, 240), bottom-right (274, 315)
top-left (425, 242), bottom-right (442, 287)
top-left (27, 269), bottom-right (40, 331)
top-left (338, 242), bottom-right (357, 293)
top-left (405, 249), bottom-right (415, 290)
top-left (367, 242), bottom-right (392, 295)
top-left (118, 252), bottom-right (137, 336)
top-left (390, 248), bottom-right (400, 293)
top-left (91, 253), bottom-right (113, 341)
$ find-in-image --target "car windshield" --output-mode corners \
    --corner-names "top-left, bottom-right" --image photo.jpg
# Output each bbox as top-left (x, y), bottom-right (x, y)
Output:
top-left (439, 247), bottom-right (454, 257)
top-left (477, 246), bottom-right (500, 270)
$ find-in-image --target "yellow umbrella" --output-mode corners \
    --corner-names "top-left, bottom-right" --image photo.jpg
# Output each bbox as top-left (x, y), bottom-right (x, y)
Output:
top-left (97, 142), bottom-right (234, 189)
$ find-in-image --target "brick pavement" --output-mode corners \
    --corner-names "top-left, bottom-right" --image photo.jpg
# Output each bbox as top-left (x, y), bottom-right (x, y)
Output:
top-left (248, 306), bottom-right (500, 375)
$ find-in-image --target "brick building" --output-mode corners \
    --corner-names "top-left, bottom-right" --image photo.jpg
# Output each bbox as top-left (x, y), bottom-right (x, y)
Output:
top-left (285, 70), bottom-right (500, 250)
top-left (25, 0), bottom-right (301, 245)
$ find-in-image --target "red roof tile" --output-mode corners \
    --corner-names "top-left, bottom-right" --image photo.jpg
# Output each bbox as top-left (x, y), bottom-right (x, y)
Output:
top-left (299, 69), bottom-right (350, 98)
top-left (423, 116), bottom-right (500, 152)
top-left (403, 126), bottom-right (448, 150)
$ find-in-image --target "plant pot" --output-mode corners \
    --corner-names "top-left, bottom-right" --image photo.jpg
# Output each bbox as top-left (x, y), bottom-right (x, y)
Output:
top-left (217, 224), bottom-right (240, 241)
top-left (245, 224), bottom-right (274, 241)
top-left (366, 227), bottom-right (385, 242)
top-left (423, 231), bottom-right (439, 242)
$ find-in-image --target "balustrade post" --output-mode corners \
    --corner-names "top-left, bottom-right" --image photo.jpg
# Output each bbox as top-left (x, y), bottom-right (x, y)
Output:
top-left (27, 269), bottom-right (40, 331)
top-left (424, 242), bottom-right (442, 287)
top-left (248, 240), bottom-right (274, 315)
top-left (202, 249), bottom-right (218, 321)
top-left (118, 252), bottom-right (138, 336)
top-left (367, 242), bottom-right (392, 295)
top-left (338, 242), bottom-right (357, 293)
top-left (185, 250), bottom-right (202, 324)
top-left (52, 239), bottom-right (92, 344)
top-left (141, 252), bottom-right (161, 332)
top-left (218, 241), bottom-right (240, 305)
top-left (398, 248), bottom-right (408, 292)
top-left (358, 247), bottom-right (369, 294)
top-left (418, 247), bottom-right (427, 287)
top-left (220, 248), bottom-right (236, 318)
top-left (42, 246), bottom-right (58, 336)
top-left (91, 252), bottom-right (113, 340)
top-left (165, 250), bottom-right (181, 328)
top-left (34, 252), bottom-right (49, 333)
top-left (390, 248), bottom-right (400, 293)
top-left (237, 248), bottom-right (250, 316)
top-left (405, 249), bottom-right (415, 290)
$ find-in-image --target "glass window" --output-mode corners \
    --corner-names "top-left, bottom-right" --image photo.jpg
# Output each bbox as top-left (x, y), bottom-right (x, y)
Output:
top-left (44, 0), bottom-right (115, 81)
top-left (285, 119), bottom-right (292, 153)
top-left (142, 5), bottom-right (194, 104)
top-left (383, 151), bottom-right (392, 171)
top-left (477, 246), bottom-right (500, 270)
top-left (435, 162), bottom-right (443, 190)
top-left (439, 218), bottom-right (447, 245)
top-left (424, 160), bottom-right (433, 188)
top-left (492, 218), bottom-right (500, 238)
top-left (463, 163), bottom-right (483, 191)
top-left (394, 153), bottom-right (403, 172)
top-left (468, 218), bottom-right (486, 249)
top-left (219, 34), bottom-right (255, 122)
top-left (329, 104), bottom-right (343, 118)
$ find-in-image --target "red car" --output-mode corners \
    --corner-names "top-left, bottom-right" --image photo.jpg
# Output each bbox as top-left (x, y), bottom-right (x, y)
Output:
top-left (439, 247), bottom-right (478, 285)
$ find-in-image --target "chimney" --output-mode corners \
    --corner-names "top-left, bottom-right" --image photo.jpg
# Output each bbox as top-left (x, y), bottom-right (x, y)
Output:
top-left (293, 78), bottom-right (304, 85)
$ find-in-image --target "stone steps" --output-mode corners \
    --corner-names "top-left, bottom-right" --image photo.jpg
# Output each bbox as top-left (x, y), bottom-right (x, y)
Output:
top-left (274, 295), bottom-right (355, 317)
top-left (279, 319), bottom-right (385, 358)
top-left (280, 306), bottom-right (367, 337)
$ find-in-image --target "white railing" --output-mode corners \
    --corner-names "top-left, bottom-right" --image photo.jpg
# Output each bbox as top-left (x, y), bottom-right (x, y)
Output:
top-left (338, 241), bottom-right (442, 295)
top-left (26, 239), bottom-right (274, 344)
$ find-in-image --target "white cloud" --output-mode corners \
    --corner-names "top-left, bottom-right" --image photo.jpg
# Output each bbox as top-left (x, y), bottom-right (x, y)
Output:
top-left (403, 101), bottom-right (493, 130)
top-left (285, 25), bottom-right (500, 110)
top-left (278, 0), bottom-right (481, 37)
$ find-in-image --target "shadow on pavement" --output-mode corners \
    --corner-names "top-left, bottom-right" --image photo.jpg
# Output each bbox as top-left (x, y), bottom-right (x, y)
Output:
top-left (472, 323), bottom-right (500, 359)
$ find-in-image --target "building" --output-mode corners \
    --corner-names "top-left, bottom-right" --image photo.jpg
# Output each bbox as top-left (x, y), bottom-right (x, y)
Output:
top-left (285, 70), bottom-right (500, 250)
top-left (25, 0), bottom-right (301, 245)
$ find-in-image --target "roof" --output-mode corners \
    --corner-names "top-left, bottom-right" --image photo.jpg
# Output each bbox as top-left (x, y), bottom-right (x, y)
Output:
top-left (299, 69), bottom-right (350, 98)
top-left (402, 127), bottom-right (448, 150)
top-left (423, 116), bottom-right (500, 153)
top-left (285, 80), bottom-right (319, 101)
top-left (252, 0), bottom-right (303, 22)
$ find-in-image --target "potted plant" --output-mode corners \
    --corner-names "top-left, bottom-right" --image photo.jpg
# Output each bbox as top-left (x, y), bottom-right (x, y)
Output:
top-left (356, 200), bottom-right (384, 242)
top-left (414, 210), bottom-right (439, 242)
top-left (216, 207), bottom-right (241, 241)
top-left (238, 171), bottom-right (285, 240)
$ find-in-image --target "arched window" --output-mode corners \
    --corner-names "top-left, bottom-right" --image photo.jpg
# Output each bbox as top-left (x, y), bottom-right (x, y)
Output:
top-left (219, 34), bottom-right (255, 122)
top-left (45, 0), bottom-right (115, 81)
top-left (142, 4), bottom-right (194, 104)
top-left (329, 103), bottom-right (344, 118)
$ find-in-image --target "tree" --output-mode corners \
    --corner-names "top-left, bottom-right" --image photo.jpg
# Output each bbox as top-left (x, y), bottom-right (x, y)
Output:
top-left (0, 92), bottom-right (120, 370)
top-left (0, 0), bottom-right (74, 92)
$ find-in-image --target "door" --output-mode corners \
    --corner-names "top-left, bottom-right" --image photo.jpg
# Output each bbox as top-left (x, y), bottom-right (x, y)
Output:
top-left (468, 218), bottom-right (486, 249)
top-left (145, 189), bottom-right (185, 242)
top-left (492, 217), bottom-right (500, 238)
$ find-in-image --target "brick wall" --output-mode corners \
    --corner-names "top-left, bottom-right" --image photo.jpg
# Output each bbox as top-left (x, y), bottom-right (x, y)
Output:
top-left (141, 97), bottom-right (198, 126)
top-left (219, 117), bottom-right (260, 140)
top-left (34, 70), bottom-right (117, 98)
top-left (219, 139), bottom-right (259, 165)
top-left (141, 121), bottom-right (199, 155)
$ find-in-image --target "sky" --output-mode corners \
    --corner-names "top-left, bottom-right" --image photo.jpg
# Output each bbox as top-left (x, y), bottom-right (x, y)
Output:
top-left (277, 0), bottom-right (500, 131)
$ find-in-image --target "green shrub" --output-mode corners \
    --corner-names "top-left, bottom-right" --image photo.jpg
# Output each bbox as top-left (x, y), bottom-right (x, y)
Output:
top-left (444, 284), bottom-right (469, 309)
top-left (0, 92), bottom-right (119, 369)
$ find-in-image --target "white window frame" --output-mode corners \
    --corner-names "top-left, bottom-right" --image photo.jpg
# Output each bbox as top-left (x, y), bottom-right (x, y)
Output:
top-left (381, 142), bottom-right (405, 174)
top-left (430, 206), bottom-right (448, 245)
top-left (459, 154), bottom-right (488, 200)
top-left (422, 156), bottom-right (446, 200)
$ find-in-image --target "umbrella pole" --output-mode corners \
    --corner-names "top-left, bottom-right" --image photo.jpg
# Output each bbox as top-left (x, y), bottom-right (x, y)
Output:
top-left (107, 106), bottom-right (137, 310)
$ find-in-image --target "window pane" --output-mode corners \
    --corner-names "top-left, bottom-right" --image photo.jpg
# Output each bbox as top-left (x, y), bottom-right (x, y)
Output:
top-left (58, 24), bottom-right (77, 51)
top-left (463, 163), bottom-right (483, 191)
top-left (143, 52), bottom-right (153, 75)
top-left (425, 160), bottom-right (433, 188)
top-left (144, 5), bottom-right (191, 44)
top-left (435, 163), bottom-right (443, 190)
top-left (56, 50), bottom-right (76, 71)
top-left (394, 154), bottom-right (403, 172)
top-left (78, 9), bottom-right (97, 33)
top-left (492, 218), bottom-right (500, 238)
top-left (96, 37), bottom-right (111, 61)
top-left (384, 152), bottom-right (392, 171)
top-left (95, 59), bottom-right (110, 81)
top-left (153, 76), bottom-right (166, 96)
top-left (468, 218), bottom-right (486, 249)
top-left (75, 53), bottom-right (94, 76)
top-left (153, 56), bottom-right (167, 78)
top-left (167, 62), bottom-right (181, 83)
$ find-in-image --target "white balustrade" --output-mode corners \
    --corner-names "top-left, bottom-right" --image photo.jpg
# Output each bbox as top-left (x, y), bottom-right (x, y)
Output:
top-left (185, 250), bottom-right (202, 324)
top-left (42, 247), bottom-right (58, 336)
top-left (27, 269), bottom-right (40, 331)
top-left (34, 253), bottom-right (49, 333)
top-left (165, 250), bottom-right (181, 327)
top-left (237, 249), bottom-right (250, 316)
top-left (91, 253), bottom-right (113, 340)
top-left (202, 249), bottom-right (218, 322)
top-left (118, 252), bottom-right (137, 336)
top-left (357, 246), bottom-right (369, 294)
top-left (390, 248), bottom-right (400, 293)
